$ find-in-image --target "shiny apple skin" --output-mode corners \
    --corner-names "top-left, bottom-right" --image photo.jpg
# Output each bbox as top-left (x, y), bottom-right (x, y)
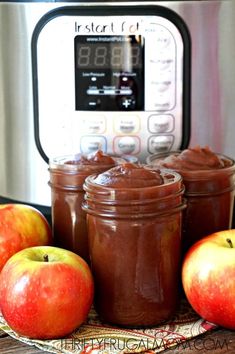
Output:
top-left (0, 246), bottom-right (94, 339)
top-left (0, 204), bottom-right (52, 272)
top-left (182, 230), bottom-right (235, 329)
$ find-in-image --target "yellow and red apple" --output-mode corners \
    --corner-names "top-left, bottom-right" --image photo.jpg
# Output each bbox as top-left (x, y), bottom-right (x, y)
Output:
top-left (182, 229), bottom-right (235, 329)
top-left (0, 246), bottom-right (94, 339)
top-left (0, 204), bottom-right (52, 272)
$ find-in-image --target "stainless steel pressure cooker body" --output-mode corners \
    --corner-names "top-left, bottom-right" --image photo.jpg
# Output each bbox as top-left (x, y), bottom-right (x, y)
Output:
top-left (0, 0), bottom-right (234, 209)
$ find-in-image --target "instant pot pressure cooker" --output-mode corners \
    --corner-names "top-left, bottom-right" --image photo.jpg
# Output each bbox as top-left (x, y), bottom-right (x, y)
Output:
top-left (1, 0), bottom-right (235, 209)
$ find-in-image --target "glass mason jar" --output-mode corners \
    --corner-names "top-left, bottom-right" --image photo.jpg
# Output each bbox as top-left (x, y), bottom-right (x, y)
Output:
top-left (147, 150), bottom-right (235, 253)
top-left (48, 151), bottom-right (128, 263)
top-left (82, 164), bottom-right (186, 327)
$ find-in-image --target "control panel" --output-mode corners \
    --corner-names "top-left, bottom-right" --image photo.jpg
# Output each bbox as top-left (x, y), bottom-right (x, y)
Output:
top-left (32, 6), bottom-right (190, 162)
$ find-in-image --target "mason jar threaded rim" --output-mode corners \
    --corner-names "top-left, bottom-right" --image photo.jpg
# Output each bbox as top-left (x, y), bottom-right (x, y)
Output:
top-left (82, 169), bottom-right (186, 219)
top-left (83, 169), bottom-right (183, 200)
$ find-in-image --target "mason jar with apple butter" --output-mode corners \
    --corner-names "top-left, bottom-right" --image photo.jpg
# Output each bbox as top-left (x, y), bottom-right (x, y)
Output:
top-left (48, 150), bottom-right (128, 263)
top-left (146, 146), bottom-right (235, 253)
top-left (82, 163), bottom-right (186, 327)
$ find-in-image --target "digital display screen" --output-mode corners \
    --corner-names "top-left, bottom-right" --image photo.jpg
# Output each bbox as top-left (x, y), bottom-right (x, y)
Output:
top-left (75, 35), bottom-right (143, 70)
top-left (74, 35), bottom-right (144, 111)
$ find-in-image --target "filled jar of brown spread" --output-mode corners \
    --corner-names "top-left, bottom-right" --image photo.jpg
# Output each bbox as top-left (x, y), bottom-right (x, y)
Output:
top-left (147, 146), bottom-right (235, 253)
top-left (48, 150), bottom-right (125, 263)
top-left (82, 163), bottom-right (186, 327)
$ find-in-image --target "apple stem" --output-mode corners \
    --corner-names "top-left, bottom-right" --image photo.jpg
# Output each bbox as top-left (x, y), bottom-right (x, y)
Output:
top-left (43, 254), bottom-right (49, 262)
top-left (226, 238), bottom-right (233, 248)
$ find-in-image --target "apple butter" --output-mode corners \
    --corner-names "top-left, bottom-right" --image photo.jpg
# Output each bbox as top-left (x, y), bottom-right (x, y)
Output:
top-left (48, 150), bottom-right (126, 263)
top-left (82, 163), bottom-right (186, 326)
top-left (147, 146), bottom-right (235, 253)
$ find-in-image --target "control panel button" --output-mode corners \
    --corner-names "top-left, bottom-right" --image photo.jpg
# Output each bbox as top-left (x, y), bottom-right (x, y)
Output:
top-left (152, 93), bottom-right (174, 111)
top-left (119, 96), bottom-right (136, 110)
top-left (80, 136), bottom-right (107, 154)
top-left (148, 135), bottom-right (174, 154)
top-left (113, 136), bottom-right (140, 155)
top-left (85, 98), bottom-right (101, 110)
top-left (114, 115), bottom-right (140, 134)
top-left (151, 72), bottom-right (173, 93)
top-left (80, 115), bottom-right (106, 134)
top-left (151, 58), bottom-right (174, 71)
top-left (156, 30), bottom-right (172, 49)
top-left (148, 114), bottom-right (174, 133)
top-left (147, 24), bottom-right (173, 49)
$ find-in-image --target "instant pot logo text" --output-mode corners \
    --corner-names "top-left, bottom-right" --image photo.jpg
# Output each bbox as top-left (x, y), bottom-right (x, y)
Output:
top-left (75, 21), bottom-right (140, 34)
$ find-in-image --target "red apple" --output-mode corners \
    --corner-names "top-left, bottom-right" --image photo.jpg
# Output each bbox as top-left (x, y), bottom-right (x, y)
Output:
top-left (182, 229), bottom-right (235, 329)
top-left (0, 246), bottom-right (94, 339)
top-left (0, 204), bottom-right (52, 272)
